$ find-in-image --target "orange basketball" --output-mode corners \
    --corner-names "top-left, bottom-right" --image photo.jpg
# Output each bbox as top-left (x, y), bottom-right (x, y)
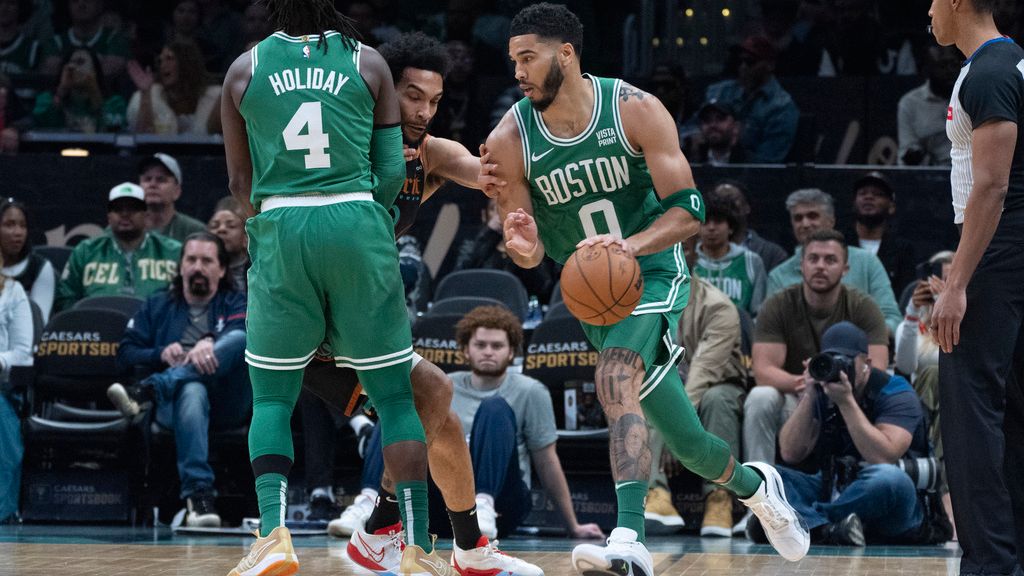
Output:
top-left (560, 243), bottom-right (644, 326)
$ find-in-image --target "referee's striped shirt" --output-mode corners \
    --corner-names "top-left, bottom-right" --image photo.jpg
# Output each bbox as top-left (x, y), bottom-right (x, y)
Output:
top-left (946, 37), bottom-right (1024, 225)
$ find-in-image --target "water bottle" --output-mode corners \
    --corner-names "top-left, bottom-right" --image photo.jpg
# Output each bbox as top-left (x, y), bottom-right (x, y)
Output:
top-left (524, 295), bottom-right (541, 329)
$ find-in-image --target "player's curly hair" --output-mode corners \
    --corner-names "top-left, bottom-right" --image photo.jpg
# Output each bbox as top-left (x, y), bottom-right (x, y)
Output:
top-left (455, 305), bottom-right (524, 354)
top-left (261, 0), bottom-right (362, 52)
top-left (378, 32), bottom-right (449, 85)
top-left (509, 2), bottom-right (584, 57)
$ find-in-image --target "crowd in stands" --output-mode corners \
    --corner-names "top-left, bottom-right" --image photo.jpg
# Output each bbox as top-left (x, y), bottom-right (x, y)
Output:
top-left (0, 0), bottom-right (999, 547)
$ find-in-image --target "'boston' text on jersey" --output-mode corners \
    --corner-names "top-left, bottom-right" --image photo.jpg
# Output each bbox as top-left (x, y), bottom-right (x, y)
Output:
top-left (534, 155), bottom-right (631, 206)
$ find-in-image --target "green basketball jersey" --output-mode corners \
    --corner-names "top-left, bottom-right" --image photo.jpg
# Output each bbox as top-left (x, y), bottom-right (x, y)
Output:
top-left (694, 244), bottom-right (766, 316)
top-left (513, 75), bottom-right (663, 264)
top-left (0, 32), bottom-right (40, 75)
top-left (241, 32), bottom-right (375, 209)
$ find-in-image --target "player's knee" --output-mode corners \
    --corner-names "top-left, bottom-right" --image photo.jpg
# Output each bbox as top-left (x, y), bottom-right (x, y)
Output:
top-left (412, 364), bottom-right (453, 414)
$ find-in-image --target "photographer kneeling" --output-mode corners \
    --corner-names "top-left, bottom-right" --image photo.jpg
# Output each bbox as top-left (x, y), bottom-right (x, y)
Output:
top-left (752, 321), bottom-right (929, 546)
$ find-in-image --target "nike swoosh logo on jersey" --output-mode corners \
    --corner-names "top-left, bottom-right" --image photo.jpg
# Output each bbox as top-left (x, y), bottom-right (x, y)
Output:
top-left (531, 149), bottom-right (554, 161)
top-left (356, 533), bottom-right (387, 564)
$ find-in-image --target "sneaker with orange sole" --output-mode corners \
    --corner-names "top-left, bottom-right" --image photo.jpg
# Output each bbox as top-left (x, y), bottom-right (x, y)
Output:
top-left (226, 526), bottom-right (299, 576)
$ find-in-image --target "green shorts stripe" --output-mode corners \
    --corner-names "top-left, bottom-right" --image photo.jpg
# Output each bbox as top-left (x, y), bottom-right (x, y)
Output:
top-left (245, 349), bottom-right (317, 371)
top-left (633, 243), bottom-right (687, 314)
top-left (638, 341), bottom-right (684, 401)
top-left (335, 346), bottom-right (415, 370)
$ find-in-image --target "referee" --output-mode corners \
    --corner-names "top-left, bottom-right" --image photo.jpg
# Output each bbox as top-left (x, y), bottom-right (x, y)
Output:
top-left (929, 1), bottom-right (1024, 575)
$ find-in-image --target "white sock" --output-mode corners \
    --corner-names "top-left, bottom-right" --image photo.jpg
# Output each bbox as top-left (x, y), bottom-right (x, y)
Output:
top-left (360, 487), bottom-right (379, 504)
top-left (349, 414), bottom-right (372, 434)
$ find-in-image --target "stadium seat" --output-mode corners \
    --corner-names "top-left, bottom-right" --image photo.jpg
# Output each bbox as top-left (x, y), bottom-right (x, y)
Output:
top-left (20, 308), bottom-right (139, 523)
top-left (73, 294), bottom-right (145, 317)
top-left (412, 313), bottom-right (469, 374)
top-left (33, 245), bottom-right (73, 275)
top-left (28, 301), bottom-right (43, 346)
top-left (522, 315), bottom-right (601, 432)
top-left (549, 280), bottom-right (563, 307)
top-left (425, 296), bottom-right (509, 318)
top-left (433, 269), bottom-right (529, 320)
top-left (544, 301), bottom-right (573, 320)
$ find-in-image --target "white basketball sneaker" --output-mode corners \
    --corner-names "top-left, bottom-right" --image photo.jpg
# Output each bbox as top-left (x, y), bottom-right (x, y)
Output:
top-left (452, 536), bottom-right (545, 576)
top-left (346, 522), bottom-right (405, 575)
top-left (571, 527), bottom-right (653, 576)
top-left (738, 461), bottom-right (810, 562)
top-left (330, 492), bottom-right (376, 537)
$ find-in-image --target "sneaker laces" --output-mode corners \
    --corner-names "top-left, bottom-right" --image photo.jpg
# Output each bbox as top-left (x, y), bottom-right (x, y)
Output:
top-left (751, 501), bottom-right (790, 532)
top-left (387, 528), bottom-right (406, 553)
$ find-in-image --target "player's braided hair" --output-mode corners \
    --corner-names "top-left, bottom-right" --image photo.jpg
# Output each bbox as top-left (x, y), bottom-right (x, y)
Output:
top-left (261, 0), bottom-right (362, 52)
top-left (378, 32), bottom-right (449, 84)
top-left (509, 2), bottom-right (584, 57)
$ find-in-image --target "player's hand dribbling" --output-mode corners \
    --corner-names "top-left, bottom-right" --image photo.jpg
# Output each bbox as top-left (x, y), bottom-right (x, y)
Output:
top-left (931, 286), bottom-right (966, 353)
top-left (477, 144), bottom-right (506, 198)
top-left (576, 235), bottom-right (637, 258)
top-left (504, 208), bottom-right (538, 256)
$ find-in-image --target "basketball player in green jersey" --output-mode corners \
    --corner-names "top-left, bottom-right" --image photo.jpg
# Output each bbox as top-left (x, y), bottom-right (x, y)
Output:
top-left (481, 4), bottom-right (809, 574)
top-left (220, 2), bottom-right (451, 575)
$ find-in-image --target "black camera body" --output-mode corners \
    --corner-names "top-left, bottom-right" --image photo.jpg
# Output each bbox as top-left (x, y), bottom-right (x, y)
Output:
top-left (808, 351), bottom-right (856, 384)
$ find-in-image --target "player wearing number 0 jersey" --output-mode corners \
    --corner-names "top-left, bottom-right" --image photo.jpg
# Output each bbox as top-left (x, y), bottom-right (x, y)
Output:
top-left (481, 4), bottom-right (809, 575)
top-left (220, 2), bottom-right (448, 575)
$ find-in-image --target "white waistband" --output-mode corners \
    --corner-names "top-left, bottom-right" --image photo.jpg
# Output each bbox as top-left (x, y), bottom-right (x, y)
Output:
top-left (261, 192), bottom-right (373, 211)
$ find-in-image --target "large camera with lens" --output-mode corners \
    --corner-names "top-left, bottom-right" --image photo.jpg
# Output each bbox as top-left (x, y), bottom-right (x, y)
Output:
top-left (898, 457), bottom-right (941, 491)
top-left (808, 351), bottom-right (856, 384)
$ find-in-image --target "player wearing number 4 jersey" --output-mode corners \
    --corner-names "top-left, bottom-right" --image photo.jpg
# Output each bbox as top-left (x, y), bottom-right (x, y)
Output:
top-left (480, 4), bottom-right (809, 574)
top-left (220, 2), bottom-right (447, 575)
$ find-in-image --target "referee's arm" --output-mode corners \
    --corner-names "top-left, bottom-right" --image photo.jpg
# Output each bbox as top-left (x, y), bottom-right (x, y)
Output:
top-left (931, 119), bottom-right (1018, 352)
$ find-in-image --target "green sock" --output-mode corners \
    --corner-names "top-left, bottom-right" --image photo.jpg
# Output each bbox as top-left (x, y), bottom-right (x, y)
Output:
top-left (615, 480), bottom-right (648, 543)
top-left (396, 480), bottom-right (431, 552)
top-left (255, 473), bottom-right (288, 537)
top-left (721, 463), bottom-right (765, 499)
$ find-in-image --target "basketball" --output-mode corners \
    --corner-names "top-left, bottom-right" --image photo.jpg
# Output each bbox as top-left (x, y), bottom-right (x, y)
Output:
top-left (560, 243), bottom-right (644, 326)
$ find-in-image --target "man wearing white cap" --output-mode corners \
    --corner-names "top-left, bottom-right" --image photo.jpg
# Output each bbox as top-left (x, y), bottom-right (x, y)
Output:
top-left (55, 182), bottom-right (182, 310)
top-left (138, 153), bottom-right (207, 242)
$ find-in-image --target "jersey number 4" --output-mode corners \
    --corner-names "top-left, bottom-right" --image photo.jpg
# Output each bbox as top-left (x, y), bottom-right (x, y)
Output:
top-left (283, 101), bottom-right (331, 169)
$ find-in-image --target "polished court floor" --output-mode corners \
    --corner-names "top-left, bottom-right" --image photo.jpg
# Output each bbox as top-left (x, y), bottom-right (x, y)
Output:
top-left (0, 525), bottom-right (962, 575)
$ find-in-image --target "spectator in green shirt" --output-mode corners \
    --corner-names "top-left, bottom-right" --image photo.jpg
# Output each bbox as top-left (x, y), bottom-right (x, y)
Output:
top-left (766, 188), bottom-right (901, 333)
top-left (138, 153), bottom-right (207, 242)
top-left (55, 182), bottom-right (181, 310)
top-left (40, 0), bottom-right (130, 82)
top-left (32, 46), bottom-right (125, 132)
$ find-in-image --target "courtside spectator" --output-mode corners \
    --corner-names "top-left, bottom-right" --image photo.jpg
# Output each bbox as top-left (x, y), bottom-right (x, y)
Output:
top-left (711, 181), bottom-right (788, 272)
top-left (745, 230), bottom-right (888, 472)
top-left (767, 189), bottom-right (901, 333)
top-left (108, 231), bottom-right (248, 528)
top-left (898, 46), bottom-right (961, 166)
top-left (0, 199), bottom-right (55, 322)
top-left (207, 196), bottom-right (247, 293)
top-left (55, 182), bottom-right (181, 310)
top-left (126, 40), bottom-right (222, 135)
top-left (138, 153), bottom-right (207, 241)
top-left (695, 195), bottom-right (766, 317)
top-left (845, 172), bottom-right (916, 295)
top-left (338, 306), bottom-right (602, 540)
top-left (704, 34), bottom-right (799, 163)
top-left (32, 46), bottom-right (126, 132)
top-left (0, 255), bottom-right (32, 523)
top-left (41, 0), bottom-right (130, 82)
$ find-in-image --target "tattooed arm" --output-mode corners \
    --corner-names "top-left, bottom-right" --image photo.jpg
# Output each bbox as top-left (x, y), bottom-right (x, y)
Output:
top-left (595, 348), bottom-right (652, 481)
top-left (598, 83), bottom-right (701, 257)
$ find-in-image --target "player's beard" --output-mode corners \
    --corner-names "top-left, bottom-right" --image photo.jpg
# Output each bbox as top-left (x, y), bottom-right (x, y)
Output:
top-left (530, 57), bottom-right (564, 112)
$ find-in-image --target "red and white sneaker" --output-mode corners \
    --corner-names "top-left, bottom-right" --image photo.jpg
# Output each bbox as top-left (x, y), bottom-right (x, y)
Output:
top-left (346, 522), bottom-right (405, 575)
top-left (452, 536), bottom-right (545, 576)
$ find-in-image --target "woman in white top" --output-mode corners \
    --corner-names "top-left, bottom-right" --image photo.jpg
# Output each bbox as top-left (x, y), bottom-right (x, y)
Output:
top-left (126, 40), bottom-right (221, 135)
top-left (0, 200), bottom-right (55, 323)
top-left (894, 249), bottom-right (955, 539)
top-left (0, 252), bottom-right (34, 523)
